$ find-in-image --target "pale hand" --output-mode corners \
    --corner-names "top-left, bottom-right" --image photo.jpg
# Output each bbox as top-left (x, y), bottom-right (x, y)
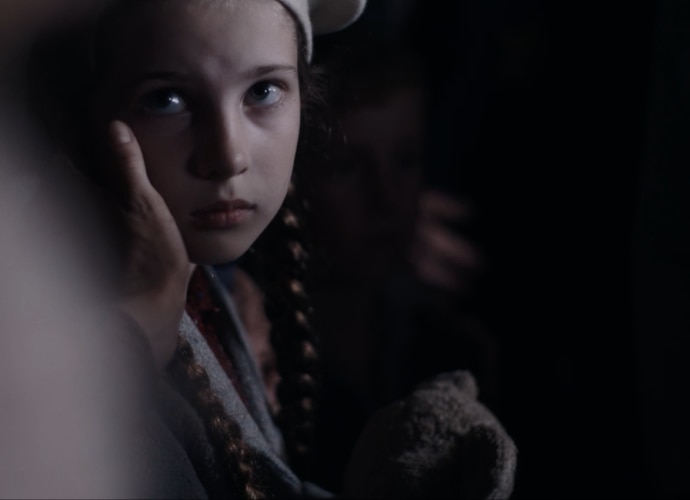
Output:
top-left (105, 121), bottom-right (192, 369)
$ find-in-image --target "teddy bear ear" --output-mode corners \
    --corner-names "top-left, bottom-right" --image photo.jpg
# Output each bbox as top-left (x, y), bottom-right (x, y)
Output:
top-left (342, 370), bottom-right (518, 499)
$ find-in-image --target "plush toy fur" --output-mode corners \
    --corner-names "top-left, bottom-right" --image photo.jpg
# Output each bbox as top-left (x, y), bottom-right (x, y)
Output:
top-left (343, 371), bottom-right (517, 498)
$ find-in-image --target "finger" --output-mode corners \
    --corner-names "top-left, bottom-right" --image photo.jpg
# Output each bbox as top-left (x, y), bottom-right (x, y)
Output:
top-left (416, 221), bottom-right (482, 271)
top-left (419, 190), bottom-right (473, 222)
top-left (410, 238), bottom-right (478, 294)
top-left (413, 252), bottom-right (465, 291)
top-left (107, 120), bottom-right (154, 202)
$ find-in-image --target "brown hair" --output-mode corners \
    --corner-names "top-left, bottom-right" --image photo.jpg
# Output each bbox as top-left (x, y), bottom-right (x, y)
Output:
top-left (241, 178), bottom-right (321, 478)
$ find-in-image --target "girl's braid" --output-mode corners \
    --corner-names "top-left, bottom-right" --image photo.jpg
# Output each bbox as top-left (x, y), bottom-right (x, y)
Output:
top-left (245, 176), bottom-right (320, 478)
top-left (167, 336), bottom-right (267, 499)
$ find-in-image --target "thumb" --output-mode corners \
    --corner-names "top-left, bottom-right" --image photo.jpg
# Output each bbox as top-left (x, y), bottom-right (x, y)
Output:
top-left (106, 120), bottom-right (153, 203)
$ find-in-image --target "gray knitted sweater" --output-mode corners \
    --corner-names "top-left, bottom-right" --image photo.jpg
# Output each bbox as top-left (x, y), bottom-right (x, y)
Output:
top-left (136, 266), bottom-right (330, 498)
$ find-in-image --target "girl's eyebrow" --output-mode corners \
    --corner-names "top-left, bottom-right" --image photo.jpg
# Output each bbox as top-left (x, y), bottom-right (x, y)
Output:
top-left (127, 71), bottom-right (190, 86)
top-left (242, 64), bottom-right (298, 80)
top-left (125, 65), bottom-right (296, 86)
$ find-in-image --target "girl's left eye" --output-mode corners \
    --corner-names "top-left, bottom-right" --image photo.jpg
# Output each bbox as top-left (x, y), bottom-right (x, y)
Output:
top-left (141, 89), bottom-right (188, 115)
top-left (245, 81), bottom-right (283, 107)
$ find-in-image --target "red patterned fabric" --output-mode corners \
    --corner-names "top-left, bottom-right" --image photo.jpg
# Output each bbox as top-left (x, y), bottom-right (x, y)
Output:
top-left (186, 267), bottom-right (249, 407)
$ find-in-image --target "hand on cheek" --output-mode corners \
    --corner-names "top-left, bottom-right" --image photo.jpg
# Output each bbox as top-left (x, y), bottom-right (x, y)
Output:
top-left (106, 120), bottom-right (192, 369)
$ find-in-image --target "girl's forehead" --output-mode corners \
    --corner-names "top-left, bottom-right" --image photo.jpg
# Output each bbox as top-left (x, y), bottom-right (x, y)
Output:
top-left (108, 0), bottom-right (296, 45)
top-left (103, 0), bottom-right (299, 74)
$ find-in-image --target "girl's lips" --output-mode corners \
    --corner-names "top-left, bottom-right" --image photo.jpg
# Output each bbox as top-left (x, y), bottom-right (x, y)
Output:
top-left (191, 200), bottom-right (255, 229)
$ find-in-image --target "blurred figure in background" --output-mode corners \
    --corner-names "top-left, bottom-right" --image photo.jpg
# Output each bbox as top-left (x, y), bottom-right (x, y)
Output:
top-left (304, 35), bottom-right (499, 490)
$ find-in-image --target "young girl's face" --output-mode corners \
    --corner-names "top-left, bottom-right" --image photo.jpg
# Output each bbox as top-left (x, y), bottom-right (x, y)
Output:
top-left (92, 0), bottom-right (301, 264)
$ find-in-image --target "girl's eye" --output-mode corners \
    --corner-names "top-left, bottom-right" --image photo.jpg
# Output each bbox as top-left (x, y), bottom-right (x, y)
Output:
top-left (245, 81), bottom-right (283, 107)
top-left (141, 89), bottom-right (188, 115)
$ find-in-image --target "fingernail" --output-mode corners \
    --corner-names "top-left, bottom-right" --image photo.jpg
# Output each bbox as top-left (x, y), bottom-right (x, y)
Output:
top-left (110, 121), bottom-right (131, 145)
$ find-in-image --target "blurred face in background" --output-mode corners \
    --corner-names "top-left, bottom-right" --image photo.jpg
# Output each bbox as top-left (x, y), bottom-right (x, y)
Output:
top-left (308, 82), bottom-right (426, 283)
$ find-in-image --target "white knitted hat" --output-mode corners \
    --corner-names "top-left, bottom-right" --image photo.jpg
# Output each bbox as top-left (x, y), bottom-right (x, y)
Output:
top-left (276, 0), bottom-right (367, 59)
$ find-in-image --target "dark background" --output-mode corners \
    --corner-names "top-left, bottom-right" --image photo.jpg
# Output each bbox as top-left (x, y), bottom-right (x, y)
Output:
top-left (313, 0), bottom-right (690, 498)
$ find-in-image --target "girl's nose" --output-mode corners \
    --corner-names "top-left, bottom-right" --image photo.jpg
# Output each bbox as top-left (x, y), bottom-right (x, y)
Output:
top-left (191, 109), bottom-right (249, 180)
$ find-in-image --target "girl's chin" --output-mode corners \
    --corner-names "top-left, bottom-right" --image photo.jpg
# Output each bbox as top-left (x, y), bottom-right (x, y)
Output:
top-left (182, 227), bottom-right (260, 266)
top-left (186, 244), bottom-right (250, 267)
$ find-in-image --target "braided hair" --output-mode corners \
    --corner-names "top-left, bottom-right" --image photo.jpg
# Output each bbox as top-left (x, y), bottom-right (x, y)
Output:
top-left (167, 336), bottom-right (267, 499)
top-left (242, 179), bottom-right (321, 478)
